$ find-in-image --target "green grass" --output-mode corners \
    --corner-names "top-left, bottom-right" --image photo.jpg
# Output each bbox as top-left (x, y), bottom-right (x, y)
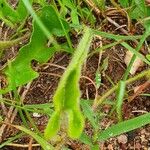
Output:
top-left (0, 0), bottom-right (150, 149)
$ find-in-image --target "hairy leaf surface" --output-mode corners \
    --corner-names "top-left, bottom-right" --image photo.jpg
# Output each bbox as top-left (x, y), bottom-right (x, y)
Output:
top-left (44, 27), bottom-right (93, 139)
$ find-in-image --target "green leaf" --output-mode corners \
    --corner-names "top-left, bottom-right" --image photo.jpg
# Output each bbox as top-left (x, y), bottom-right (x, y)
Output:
top-left (146, 54), bottom-right (150, 61)
top-left (62, 0), bottom-right (79, 26)
top-left (44, 27), bottom-right (93, 139)
top-left (91, 144), bottom-right (99, 150)
top-left (81, 8), bottom-right (96, 25)
top-left (62, 0), bottom-right (75, 9)
top-left (129, 0), bottom-right (147, 19)
top-left (100, 56), bottom-right (109, 72)
top-left (92, 29), bottom-right (141, 40)
top-left (98, 112), bottom-right (150, 141)
top-left (0, 133), bottom-right (25, 149)
top-left (93, 0), bottom-right (105, 11)
top-left (0, 0), bottom-right (31, 27)
top-left (81, 100), bottom-right (98, 129)
top-left (95, 71), bottom-right (101, 89)
top-left (39, 6), bottom-right (70, 36)
top-left (0, 5), bottom-right (70, 94)
top-left (119, 0), bottom-right (129, 7)
top-left (24, 103), bottom-right (53, 115)
top-left (79, 132), bottom-right (93, 146)
top-left (71, 9), bottom-right (80, 25)
top-left (44, 111), bottom-right (61, 140)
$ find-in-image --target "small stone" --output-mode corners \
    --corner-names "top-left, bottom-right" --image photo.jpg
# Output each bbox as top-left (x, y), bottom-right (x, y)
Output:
top-left (107, 144), bottom-right (113, 150)
top-left (117, 134), bottom-right (128, 144)
top-left (135, 143), bottom-right (142, 149)
top-left (124, 51), bottom-right (144, 75)
top-left (141, 129), bottom-right (146, 135)
top-left (140, 135), bottom-right (146, 142)
top-left (32, 112), bottom-right (41, 118)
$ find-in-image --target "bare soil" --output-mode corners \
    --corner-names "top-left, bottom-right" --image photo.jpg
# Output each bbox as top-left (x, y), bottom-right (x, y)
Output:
top-left (0, 1), bottom-right (150, 150)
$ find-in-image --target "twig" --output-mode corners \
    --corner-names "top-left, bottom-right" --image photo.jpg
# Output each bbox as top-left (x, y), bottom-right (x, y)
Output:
top-left (0, 33), bottom-right (30, 51)
top-left (0, 78), bottom-right (7, 116)
top-left (28, 138), bottom-right (33, 150)
top-left (0, 106), bottom-right (14, 142)
top-left (0, 82), bottom-right (32, 142)
top-left (6, 143), bottom-right (40, 148)
top-left (128, 80), bottom-right (150, 102)
top-left (85, 0), bottom-right (101, 14)
top-left (106, 17), bottom-right (129, 35)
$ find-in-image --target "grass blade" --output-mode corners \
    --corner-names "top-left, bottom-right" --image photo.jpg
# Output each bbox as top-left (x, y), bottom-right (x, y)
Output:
top-left (116, 81), bottom-right (126, 122)
top-left (98, 112), bottom-right (150, 141)
top-left (10, 124), bottom-right (54, 150)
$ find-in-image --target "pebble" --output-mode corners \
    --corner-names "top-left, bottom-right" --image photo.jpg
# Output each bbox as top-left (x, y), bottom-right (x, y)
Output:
top-left (117, 134), bottom-right (128, 144)
top-left (32, 112), bottom-right (41, 118)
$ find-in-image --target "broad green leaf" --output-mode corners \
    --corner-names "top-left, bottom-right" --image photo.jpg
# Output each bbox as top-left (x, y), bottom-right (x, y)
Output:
top-left (0, 5), bottom-right (70, 94)
top-left (98, 112), bottom-right (150, 141)
top-left (44, 27), bottom-right (93, 139)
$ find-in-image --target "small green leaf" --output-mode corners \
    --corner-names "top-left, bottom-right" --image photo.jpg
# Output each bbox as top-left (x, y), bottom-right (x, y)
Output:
top-left (95, 71), bottom-right (101, 88)
top-left (91, 144), bottom-right (99, 150)
top-left (79, 132), bottom-right (93, 146)
top-left (71, 9), bottom-right (80, 25)
top-left (62, 0), bottom-right (79, 26)
top-left (81, 100), bottom-right (98, 129)
top-left (100, 56), bottom-right (109, 72)
top-left (81, 7), bottom-right (96, 25)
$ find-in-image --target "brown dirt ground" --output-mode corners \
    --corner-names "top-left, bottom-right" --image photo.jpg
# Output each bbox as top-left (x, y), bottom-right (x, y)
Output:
top-left (0, 0), bottom-right (150, 150)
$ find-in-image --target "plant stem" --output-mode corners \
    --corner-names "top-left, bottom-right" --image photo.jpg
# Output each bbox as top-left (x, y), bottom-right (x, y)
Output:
top-left (123, 30), bottom-right (150, 81)
top-left (93, 69), bottom-right (150, 109)
top-left (0, 33), bottom-right (30, 51)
